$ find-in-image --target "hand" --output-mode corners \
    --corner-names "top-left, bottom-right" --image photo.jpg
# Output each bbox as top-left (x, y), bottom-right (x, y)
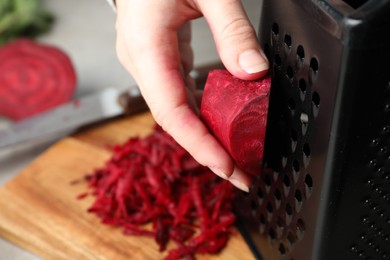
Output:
top-left (115, 0), bottom-right (269, 192)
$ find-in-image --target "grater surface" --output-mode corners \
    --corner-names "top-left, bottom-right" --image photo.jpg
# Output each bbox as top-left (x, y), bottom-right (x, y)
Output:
top-left (235, 1), bottom-right (390, 259)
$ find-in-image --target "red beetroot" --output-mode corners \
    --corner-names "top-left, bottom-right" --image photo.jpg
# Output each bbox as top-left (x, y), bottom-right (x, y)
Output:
top-left (200, 70), bottom-right (271, 175)
top-left (0, 38), bottom-right (76, 120)
top-left (80, 126), bottom-right (237, 260)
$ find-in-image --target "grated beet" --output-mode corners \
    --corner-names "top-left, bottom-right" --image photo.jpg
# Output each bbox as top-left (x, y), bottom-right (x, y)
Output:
top-left (200, 70), bottom-right (271, 175)
top-left (0, 38), bottom-right (76, 120)
top-left (81, 126), bottom-right (237, 259)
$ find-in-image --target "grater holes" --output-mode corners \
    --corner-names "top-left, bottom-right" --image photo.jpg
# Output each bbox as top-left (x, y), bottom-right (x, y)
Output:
top-left (284, 34), bottom-right (292, 54)
top-left (295, 45), bottom-right (305, 69)
top-left (275, 188), bottom-right (282, 201)
top-left (274, 54), bottom-right (282, 67)
top-left (310, 57), bottom-right (319, 72)
top-left (296, 45), bottom-right (305, 60)
top-left (267, 202), bottom-right (274, 215)
top-left (288, 98), bottom-right (296, 116)
top-left (272, 23), bottom-right (280, 35)
top-left (287, 231), bottom-right (297, 247)
top-left (260, 213), bottom-right (266, 225)
top-left (304, 174), bottom-right (313, 198)
top-left (291, 129), bottom-right (298, 152)
top-left (309, 57), bottom-right (319, 83)
top-left (283, 174), bottom-right (291, 196)
top-left (285, 203), bottom-right (293, 224)
top-left (264, 174), bottom-right (272, 193)
top-left (370, 138), bottom-right (380, 148)
top-left (312, 91), bottom-right (321, 118)
top-left (303, 143), bottom-right (311, 167)
top-left (267, 202), bottom-right (274, 217)
top-left (368, 159), bottom-right (378, 169)
top-left (261, 24), bottom-right (319, 255)
top-left (384, 103), bottom-right (390, 113)
top-left (296, 218), bottom-right (305, 239)
top-left (273, 170), bottom-right (280, 182)
top-left (298, 78), bottom-right (307, 101)
top-left (300, 112), bottom-right (309, 135)
top-left (259, 213), bottom-right (266, 233)
top-left (350, 243), bottom-right (358, 254)
top-left (295, 189), bottom-right (303, 212)
top-left (377, 166), bottom-right (385, 176)
top-left (292, 159), bottom-right (300, 182)
top-left (286, 203), bottom-right (293, 215)
top-left (286, 66), bottom-right (294, 80)
top-left (279, 243), bottom-right (287, 255)
top-left (250, 199), bottom-right (257, 215)
top-left (284, 34), bottom-right (292, 47)
top-left (257, 186), bottom-right (264, 201)
top-left (276, 216), bottom-right (286, 236)
top-left (381, 125), bottom-right (389, 136)
top-left (295, 189), bottom-right (303, 203)
top-left (275, 189), bottom-right (282, 209)
top-left (269, 228), bottom-right (277, 241)
top-left (264, 174), bottom-right (272, 186)
top-left (282, 144), bottom-right (290, 166)
top-left (312, 91), bottom-right (320, 106)
top-left (282, 155), bottom-right (288, 169)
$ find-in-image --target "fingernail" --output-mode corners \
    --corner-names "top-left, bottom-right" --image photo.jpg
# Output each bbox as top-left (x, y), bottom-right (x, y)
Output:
top-left (209, 167), bottom-right (229, 180)
top-left (239, 49), bottom-right (269, 74)
top-left (230, 179), bottom-right (249, 192)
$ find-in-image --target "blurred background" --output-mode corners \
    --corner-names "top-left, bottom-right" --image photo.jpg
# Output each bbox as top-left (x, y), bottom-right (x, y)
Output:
top-left (39, 0), bottom-right (263, 96)
top-left (0, 0), bottom-right (262, 258)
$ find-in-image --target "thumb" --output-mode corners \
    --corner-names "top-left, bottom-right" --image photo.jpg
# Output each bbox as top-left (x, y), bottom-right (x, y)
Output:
top-left (197, 0), bottom-right (269, 80)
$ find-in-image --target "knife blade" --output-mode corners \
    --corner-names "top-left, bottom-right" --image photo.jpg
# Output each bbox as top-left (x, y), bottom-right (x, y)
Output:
top-left (0, 86), bottom-right (147, 149)
top-left (0, 62), bottom-right (225, 150)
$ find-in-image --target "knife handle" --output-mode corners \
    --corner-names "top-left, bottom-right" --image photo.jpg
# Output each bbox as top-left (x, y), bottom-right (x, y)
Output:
top-left (117, 61), bottom-right (225, 115)
top-left (193, 61), bottom-right (225, 90)
top-left (117, 91), bottom-right (147, 116)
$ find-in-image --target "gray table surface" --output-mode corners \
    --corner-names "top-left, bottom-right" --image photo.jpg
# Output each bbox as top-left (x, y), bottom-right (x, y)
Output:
top-left (0, 0), bottom-right (261, 259)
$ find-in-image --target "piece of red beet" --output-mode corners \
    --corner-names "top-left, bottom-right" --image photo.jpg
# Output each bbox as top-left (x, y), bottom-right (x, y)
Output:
top-left (200, 70), bottom-right (271, 175)
top-left (0, 38), bottom-right (76, 120)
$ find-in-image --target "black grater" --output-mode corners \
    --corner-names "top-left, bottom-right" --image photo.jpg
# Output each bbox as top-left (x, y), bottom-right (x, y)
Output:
top-left (234, 0), bottom-right (390, 259)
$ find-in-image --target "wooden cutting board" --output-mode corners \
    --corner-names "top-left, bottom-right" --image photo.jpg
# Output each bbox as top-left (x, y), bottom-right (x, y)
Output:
top-left (0, 112), bottom-right (255, 260)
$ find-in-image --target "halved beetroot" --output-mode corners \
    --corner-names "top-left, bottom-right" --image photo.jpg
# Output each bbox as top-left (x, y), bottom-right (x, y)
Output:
top-left (200, 70), bottom-right (271, 176)
top-left (0, 38), bottom-right (76, 120)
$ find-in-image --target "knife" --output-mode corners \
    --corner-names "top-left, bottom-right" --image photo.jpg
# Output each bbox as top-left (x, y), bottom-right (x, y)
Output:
top-left (0, 62), bottom-right (225, 150)
top-left (0, 86), bottom-right (148, 150)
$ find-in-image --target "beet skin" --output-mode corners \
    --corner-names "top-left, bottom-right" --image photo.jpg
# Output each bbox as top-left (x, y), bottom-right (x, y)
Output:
top-left (200, 70), bottom-right (271, 176)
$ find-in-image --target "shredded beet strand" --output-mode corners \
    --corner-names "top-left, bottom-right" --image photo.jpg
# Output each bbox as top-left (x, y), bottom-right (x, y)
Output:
top-left (81, 126), bottom-right (237, 259)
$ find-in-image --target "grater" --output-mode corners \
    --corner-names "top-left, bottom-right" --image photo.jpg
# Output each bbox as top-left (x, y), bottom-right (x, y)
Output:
top-left (235, 0), bottom-right (390, 259)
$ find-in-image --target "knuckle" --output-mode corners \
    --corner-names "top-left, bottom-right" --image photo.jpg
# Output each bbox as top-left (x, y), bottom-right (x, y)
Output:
top-left (220, 18), bottom-right (256, 45)
top-left (150, 103), bottom-right (192, 134)
top-left (148, 102), bottom-right (171, 131)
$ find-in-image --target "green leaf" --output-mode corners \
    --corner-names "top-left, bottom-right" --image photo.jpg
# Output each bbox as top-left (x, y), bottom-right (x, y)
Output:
top-left (0, 0), bottom-right (54, 45)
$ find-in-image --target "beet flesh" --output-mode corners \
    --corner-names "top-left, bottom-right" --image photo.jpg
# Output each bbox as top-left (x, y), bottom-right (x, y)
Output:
top-left (0, 38), bottom-right (76, 120)
top-left (200, 70), bottom-right (271, 176)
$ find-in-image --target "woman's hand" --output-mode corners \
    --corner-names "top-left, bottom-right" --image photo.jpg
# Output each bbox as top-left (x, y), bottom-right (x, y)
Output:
top-left (115, 0), bottom-right (269, 192)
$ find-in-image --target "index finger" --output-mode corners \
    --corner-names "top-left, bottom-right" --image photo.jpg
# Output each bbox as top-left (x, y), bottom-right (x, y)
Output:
top-left (125, 21), bottom-right (235, 180)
